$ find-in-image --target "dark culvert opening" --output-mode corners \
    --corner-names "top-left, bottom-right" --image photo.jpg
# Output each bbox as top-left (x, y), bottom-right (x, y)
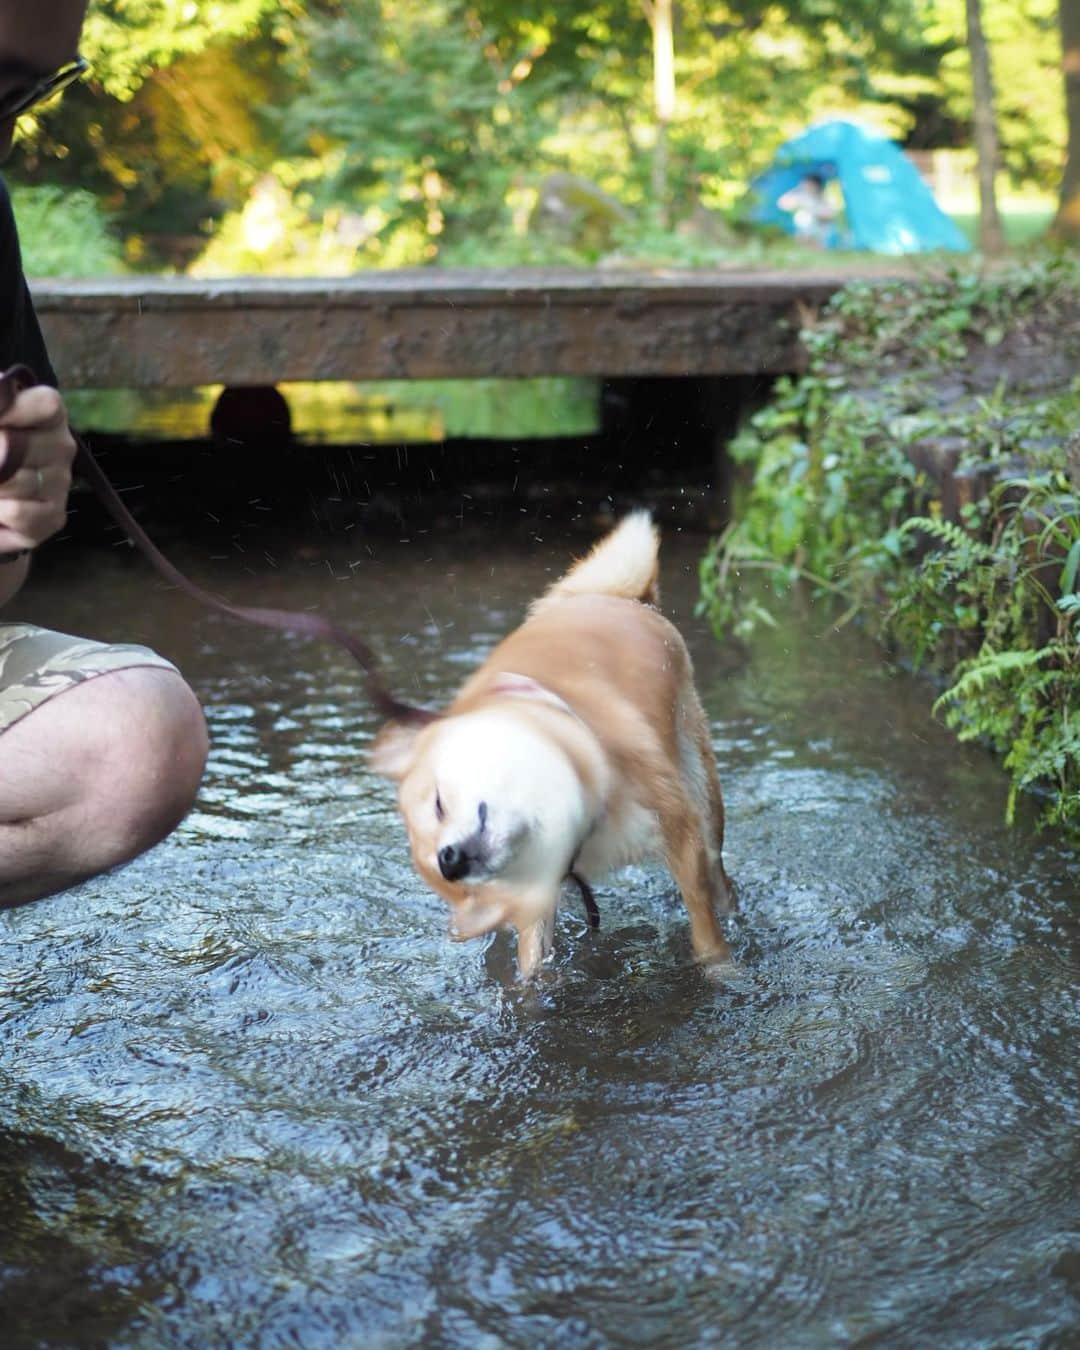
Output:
top-left (55, 374), bottom-right (775, 551)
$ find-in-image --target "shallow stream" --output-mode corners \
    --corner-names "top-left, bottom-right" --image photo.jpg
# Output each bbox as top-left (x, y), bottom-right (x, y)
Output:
top-left (2, 522), bottom-right (1077, 1346)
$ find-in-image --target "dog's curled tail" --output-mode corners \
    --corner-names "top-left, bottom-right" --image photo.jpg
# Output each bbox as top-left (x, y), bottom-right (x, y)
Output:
top-left (532, 510), bottom-right (660, 614)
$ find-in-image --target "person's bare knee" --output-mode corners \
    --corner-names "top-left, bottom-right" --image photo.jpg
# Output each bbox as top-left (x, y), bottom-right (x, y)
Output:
top-left (0, 666), bottom-right (208, 903)
top-left (91, 666), bottom-right (209, 851)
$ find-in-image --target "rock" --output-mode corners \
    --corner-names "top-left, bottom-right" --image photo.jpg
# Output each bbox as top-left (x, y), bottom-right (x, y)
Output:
top-left (530, 174), bottom-right (632, 254)
top-left (904, 434), bottom-right (967, 485)
top-left (1066, 432), bottom-right (1080, 491)
top-left (675, 202), bottom-right (739, 248)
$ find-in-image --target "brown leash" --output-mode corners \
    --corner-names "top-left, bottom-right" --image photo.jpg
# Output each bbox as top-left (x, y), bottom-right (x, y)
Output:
top-left (0, 363), bottom-right (434, 726)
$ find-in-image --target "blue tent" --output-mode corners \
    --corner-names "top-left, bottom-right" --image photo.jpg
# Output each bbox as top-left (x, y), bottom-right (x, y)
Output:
top-left (747, 120), bottom-right (970, 254)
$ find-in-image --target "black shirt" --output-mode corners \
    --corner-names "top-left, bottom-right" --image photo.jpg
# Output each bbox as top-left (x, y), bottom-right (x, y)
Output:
top-left (0, 174), bottom-right (57, 386)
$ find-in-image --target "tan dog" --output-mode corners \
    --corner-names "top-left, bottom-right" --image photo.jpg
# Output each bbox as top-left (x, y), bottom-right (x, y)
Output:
top-left (371, 513), bottom-right (734, 978)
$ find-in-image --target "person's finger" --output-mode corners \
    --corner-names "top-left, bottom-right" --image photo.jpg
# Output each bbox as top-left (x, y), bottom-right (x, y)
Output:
top-left (0, 462), bottom-right (68, 502)
top-left (0, 525), bottom-right (27, 554)
top-left (0, 496), bottom-right (66, 549)
top-left (0, 428), bottom-right (29, 484)
top-left (0, 422), bottom-right (77, 484)
top-left (0, 385), bottom-right (66, 431)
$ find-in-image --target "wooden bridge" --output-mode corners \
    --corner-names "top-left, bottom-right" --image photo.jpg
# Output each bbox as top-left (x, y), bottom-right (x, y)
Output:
top-left (32, 268), bottom-right (866, 389)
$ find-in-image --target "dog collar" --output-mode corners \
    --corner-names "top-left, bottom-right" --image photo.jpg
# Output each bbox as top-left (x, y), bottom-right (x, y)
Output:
top-left (486, 671), bottom-right (578, 717)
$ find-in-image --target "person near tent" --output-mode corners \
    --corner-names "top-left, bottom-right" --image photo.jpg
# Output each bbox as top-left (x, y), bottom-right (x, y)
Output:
top-left (747, 120), bottom-right (970, 255)
top-left (777, 171), bottom-right (837, 247)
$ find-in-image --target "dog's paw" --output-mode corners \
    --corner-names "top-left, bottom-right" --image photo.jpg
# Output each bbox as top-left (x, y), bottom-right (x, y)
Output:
top-left (447, 895), bottom-right (508, 941)
top-left (699, 953), bottom-right (749, 990)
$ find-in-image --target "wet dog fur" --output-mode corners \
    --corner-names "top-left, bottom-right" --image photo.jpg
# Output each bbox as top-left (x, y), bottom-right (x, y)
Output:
top-left (371, 512), bottom-right (734, 978)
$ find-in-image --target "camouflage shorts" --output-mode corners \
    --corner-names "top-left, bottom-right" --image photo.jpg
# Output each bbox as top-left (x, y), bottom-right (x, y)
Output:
top-left (0, 623), bottom-right (179, 736)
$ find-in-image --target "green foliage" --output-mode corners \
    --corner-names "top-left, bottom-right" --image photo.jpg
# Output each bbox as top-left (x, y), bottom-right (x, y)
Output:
top-left (930, 0), bottom-right (1064, 189)
top-left (897, 486), bottom-right (1079, 829)
top-left (700, 259), bottom-right (1080, 835)
top-left (367, 376), bottom-right (598, 439)
top-left (284, 0), bottom-right (561, 260)
top-left (10, 8), bottom-right (294, 265)
top-left (283, 0), bottom-right (1032, 264)
top-left (190, 174), bottom-right (370, 276)
top-left (10, 186), bottom-right (125, 277)
top-left (3, 0), bottom-right (1069, 265)
top-left (79, 0), bottom-right (281, 101)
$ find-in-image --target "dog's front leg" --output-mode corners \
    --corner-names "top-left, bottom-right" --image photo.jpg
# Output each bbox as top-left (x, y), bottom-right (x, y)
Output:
top-left (515, 910), bottom-right (556, 980)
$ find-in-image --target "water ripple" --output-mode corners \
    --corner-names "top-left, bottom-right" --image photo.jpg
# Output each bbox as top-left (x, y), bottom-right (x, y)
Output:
top-left (2, 532), bottom-right (1077, 1344)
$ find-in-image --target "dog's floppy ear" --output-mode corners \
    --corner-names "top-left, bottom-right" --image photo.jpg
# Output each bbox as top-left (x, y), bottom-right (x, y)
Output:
top-left (370, 719), bottom-right (427, 779)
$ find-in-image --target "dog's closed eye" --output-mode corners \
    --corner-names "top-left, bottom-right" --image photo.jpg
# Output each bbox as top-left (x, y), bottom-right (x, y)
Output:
top-left (435, 791), bottom-right (446, 822)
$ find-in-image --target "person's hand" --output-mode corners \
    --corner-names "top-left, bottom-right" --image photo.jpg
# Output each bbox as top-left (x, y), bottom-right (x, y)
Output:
top-left (0, 385), bottom-right (75, 554)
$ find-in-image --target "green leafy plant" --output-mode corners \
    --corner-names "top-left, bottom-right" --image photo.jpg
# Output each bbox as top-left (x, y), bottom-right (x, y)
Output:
top-left (11, 186), bottom-right (125, 277)
top-left (700, 258), bottom-right (1080, 835)
top-left (898, 482), bottom-right (1079, 828)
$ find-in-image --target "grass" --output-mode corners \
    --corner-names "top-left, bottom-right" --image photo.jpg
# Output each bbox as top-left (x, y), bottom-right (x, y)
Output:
top-left (948, 204), bottom-right (1056, 249)
top-left (65, 377), bottom-right (601, 443)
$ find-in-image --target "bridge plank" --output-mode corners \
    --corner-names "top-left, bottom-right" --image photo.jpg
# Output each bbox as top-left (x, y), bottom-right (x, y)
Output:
top-left (31, 269), bottom-right (861, 388)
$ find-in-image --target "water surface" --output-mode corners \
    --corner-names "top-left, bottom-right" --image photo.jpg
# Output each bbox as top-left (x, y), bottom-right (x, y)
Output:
top-left (2, 523), bottom-right (1077, 1347)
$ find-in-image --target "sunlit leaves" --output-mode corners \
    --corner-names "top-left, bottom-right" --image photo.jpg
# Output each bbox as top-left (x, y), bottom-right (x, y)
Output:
top-left (80, 0), bottom-right (283, 100)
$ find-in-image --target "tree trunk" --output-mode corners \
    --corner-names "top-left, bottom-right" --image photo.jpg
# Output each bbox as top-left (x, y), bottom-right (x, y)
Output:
top-left (966, 0), bottom-right (1005, 254)
top-left (650, 0), bottom-right (675, 224)
top-left (1052, 0), bottom-right (1080, 241)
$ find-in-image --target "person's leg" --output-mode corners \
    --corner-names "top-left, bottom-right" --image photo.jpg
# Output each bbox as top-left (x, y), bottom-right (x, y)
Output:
top-left (0, 651), bottom-right (208, 908)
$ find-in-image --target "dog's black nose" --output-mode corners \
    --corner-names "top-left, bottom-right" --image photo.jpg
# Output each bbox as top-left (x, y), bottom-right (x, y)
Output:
top-left (438, 843), bottom-right (470, 882)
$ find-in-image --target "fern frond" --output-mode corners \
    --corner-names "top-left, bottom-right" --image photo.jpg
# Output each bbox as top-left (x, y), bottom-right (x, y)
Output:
top-left (1013, 725), bottom-right (1080, 788)
top-left (933, 647), bottom-right (1050, 711)
top-left (899, 516), bottom-right (998, 564)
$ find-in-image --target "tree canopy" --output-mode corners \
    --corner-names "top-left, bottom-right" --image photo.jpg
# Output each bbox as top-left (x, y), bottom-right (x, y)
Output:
top-left (6, 0), bottom-right (1070, 268)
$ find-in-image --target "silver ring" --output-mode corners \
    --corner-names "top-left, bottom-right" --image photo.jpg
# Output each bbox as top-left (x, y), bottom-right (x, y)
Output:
top-left (35, 467), bottom-right (45, 498)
